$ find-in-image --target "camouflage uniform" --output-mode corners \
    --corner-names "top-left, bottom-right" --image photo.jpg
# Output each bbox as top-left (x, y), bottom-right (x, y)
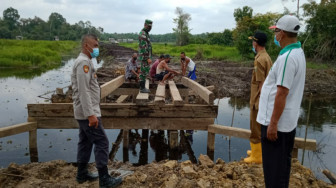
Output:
top-left (138, 19), bottom-right (153, 82)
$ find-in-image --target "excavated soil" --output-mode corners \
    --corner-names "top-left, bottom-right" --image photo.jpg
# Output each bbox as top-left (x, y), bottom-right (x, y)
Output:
top-left (0, 155), bottom-right (333, 188)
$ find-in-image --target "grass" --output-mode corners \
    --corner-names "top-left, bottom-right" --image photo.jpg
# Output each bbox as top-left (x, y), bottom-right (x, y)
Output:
top-left (120, 42), bottom-right (336, 70)
top-left (0, 39), bottom-right (79, 69)
top-left (120, 43), bottom-right (243, 62)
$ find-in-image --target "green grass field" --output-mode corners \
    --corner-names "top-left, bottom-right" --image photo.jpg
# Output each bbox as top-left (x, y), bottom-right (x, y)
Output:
top-left (120, 43), bottom-right (243, 62)
top-left (0, 39), bottom-right (79, 68)
top-left (120, 42), bottom-right (335, 70)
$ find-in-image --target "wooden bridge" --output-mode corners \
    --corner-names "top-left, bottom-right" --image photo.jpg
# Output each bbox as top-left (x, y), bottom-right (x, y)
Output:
top-left (0, 76), bottom-right (317, 163)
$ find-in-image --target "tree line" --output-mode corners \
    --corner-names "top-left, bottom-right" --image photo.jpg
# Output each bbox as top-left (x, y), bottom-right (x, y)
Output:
top-left (0, 7), bottom-right (234, 45)
top-left (1, 1), bottom-right (335, 61)
top-left (173, 1), bottom-right (336, 61)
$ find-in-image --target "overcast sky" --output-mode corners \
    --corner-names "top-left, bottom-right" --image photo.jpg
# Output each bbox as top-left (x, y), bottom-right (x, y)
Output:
top-left (0, 0), bottom-right (319, 34)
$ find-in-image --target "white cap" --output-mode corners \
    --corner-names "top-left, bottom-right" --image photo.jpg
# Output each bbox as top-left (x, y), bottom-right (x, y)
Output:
top-left (269, 15), bottom-right (301, 33)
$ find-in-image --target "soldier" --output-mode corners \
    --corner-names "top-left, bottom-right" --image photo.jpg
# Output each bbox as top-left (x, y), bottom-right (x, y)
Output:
top-left (138, 19), bottom-right (153, 93)
top-left (244, 31), bottom-right (272, 164)
top-left (71, 34), bottom-right (122, 188)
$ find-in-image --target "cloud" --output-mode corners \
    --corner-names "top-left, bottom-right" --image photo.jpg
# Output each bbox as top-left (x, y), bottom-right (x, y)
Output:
top-left (0, 0), bottom-right (320, 34)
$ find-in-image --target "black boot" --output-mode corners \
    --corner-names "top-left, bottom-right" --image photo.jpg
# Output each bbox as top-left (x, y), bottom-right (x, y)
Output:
top-left (139, 80), bottom-right (150, 93)
top-left (76, 163), bottom-right (99, 183)
top-left (98, 166), bottom-right (122, 188)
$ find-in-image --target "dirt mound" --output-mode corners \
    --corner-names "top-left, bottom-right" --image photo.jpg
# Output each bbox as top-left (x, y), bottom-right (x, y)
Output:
top-left (305, 69), bottom-right (336, 98)
top-left (0, 155), bottom-right (332, 188)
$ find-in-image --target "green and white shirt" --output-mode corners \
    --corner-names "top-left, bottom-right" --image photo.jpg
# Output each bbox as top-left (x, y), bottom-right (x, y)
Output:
top-left (257, 42), bottom-right (306, 132)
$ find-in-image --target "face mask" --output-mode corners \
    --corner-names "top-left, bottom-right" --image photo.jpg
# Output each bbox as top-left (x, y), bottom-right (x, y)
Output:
top-left (133, 57), bottom-right (137, 61)
top-left (252, 47), bottom-right (256, 54)
top-left (181, 58), bottom-right (185, 61)
top-left (167, 60), bottom-right (170, 63)
top-left (87, 45), bottom-right (99, 58)
top-left (274, 35), bottom-right (281, 47)
top-left (144, 27), bottom-right (152, 32)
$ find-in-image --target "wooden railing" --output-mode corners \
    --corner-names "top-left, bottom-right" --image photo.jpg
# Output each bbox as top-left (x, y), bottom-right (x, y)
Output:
top-left (0, 122), bottom-right (316, 163)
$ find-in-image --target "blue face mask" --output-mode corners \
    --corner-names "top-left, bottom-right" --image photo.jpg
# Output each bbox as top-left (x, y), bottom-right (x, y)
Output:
top-left (90, 47), bottom-right (99, 58)
top-left (252, 47), bottom-right (256, 54)
top-left (274, 36), bottom-right (281, 47)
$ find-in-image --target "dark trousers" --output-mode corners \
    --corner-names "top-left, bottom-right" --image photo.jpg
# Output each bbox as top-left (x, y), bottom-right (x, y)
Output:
top-left (261, 125), bottom-right (296, 188)
top-left (77, 117), bottom-right (109, 169)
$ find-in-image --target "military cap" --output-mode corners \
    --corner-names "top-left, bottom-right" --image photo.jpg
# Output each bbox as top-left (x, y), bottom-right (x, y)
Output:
top-left (248, 31), bottom-right (267, 47)
top-left (145, 19), bottom-right (153, 26)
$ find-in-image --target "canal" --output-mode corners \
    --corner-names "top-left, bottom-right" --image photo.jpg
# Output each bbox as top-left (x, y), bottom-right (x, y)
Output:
top-left (0, 58), bottom-right (335, 183)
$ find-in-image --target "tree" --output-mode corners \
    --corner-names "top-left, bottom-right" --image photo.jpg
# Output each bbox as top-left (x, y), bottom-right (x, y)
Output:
top-left (48, 12), bottom-right (66, 39)
top-left (3, 7), bottom-right (20, 34)
top-left (3, 7), bottom-right (20, 23)
top-left (233, 11), bottom-right (281, 59)
top-left (173, 7), bottom-right (192, 46)
top-left (233, 6), bottom-right (253, 22)
top-left (301, 0), bottom-right (336, 61)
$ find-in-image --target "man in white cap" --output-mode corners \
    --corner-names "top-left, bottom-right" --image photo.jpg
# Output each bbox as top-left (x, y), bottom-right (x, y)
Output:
top-left (257, 15), bottom-right (306, 188)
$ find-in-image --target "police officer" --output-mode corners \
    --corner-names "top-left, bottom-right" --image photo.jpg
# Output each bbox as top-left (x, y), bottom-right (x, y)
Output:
top-left (244, 31), bottom-right (272, 164)
top-left (71, 34), bottom-right (122, 188)
top-left (138, 19), bottom-right (153, 93)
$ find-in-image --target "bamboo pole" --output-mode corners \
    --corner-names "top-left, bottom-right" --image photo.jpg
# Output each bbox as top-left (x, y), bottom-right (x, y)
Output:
top-left (302, 93), bottom-right (313, 165)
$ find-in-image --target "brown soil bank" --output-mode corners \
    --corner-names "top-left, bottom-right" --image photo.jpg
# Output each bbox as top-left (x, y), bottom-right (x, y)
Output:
top-left (97, 43), bottom-right (336, 99)
top-left (0, 155), bottom-right (333, 188)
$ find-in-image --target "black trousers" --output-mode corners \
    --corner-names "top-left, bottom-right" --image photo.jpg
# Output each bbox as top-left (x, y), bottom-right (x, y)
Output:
top-left (261, 125), bottom-right (296, 188)
top-left (77, 117), bottom-right (109, 169)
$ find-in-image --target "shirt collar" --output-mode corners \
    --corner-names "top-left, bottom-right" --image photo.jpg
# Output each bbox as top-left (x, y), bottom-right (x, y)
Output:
top-left (255, 49), bottom-right (266, 59)
top-left (280, 42), bottom-right (301, 55)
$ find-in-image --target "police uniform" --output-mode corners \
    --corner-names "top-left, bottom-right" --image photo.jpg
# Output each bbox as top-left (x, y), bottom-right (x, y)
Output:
top-left (71, 52), bottom-right (109, 170)
top-left (138, 19), bottom-right (153, 82)
top-left (249, 49), bottom-right (272, 144)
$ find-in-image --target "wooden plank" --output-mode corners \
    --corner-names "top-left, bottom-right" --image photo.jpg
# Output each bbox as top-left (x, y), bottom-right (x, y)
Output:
top-left (322, 169), bottom-right (336, 184)
top-left (154, 83), bottom-right (166, 105)
top-left (29, 129), bottom-right (38, 162)
top-left (292, 147), bottom-right (298, 159)
top-left (136, 79), bottom-right (150, 105)
top-left (293, 137), bottom-right (317, 151)
top-left (123, 129), bottom-right (129, 149)
top-left (168, 81), bottom-right (184, 106)
top-left (207, 132), bottom-right (215, 151)
top-left (28, 103), bottom-right (218, 118)
top-left (169, 130), bottom-right (179, 149)
top-left (181, 77), bottom-right (214, 104)
top-left (116, 95), bottom-right (128, 103)
top-left (208, 124), bottom-right (251, 139)
top-left (207, 132), bottom-right (215, 161)
top-left (189, 85), bottom-right (215, 96)
top-left (111, 88), bottom-right (139, 96)
top-left (100, 75), bottom-right (124, 99)
top-left (208, 124), bottom-right (317, 151)
top-left (0, 122), bottom-right (37, 138)
top-left (33, 117), bottom-right (214, 130)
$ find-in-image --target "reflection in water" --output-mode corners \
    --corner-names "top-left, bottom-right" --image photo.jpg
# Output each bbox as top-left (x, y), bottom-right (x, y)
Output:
top-left (125, 130), bottom-right (196, 165)
top-left (0, 68), bottom-right (45, 79)
top-left (298, 98), bottom-right (336, 131)
top-left (150, 130), bottom-right (168, 162)
top-left (128, 130), bottom-right (141, 157)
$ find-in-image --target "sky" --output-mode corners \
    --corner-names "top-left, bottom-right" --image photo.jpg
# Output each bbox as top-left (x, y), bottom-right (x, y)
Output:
top-left (0, 0), bottom-right (319, 34)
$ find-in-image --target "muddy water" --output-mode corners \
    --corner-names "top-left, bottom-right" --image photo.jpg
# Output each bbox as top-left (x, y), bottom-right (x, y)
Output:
top-left (0, 58), bottom-right (335, 183)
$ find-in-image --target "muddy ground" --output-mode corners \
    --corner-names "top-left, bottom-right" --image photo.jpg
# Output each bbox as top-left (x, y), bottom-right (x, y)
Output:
top-left (0, 155), bottom-right (333, 188)
top-left (96, 42), bottom-right (336, 100)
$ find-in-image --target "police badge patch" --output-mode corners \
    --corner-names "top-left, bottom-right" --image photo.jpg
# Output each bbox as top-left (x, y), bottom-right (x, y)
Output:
top-left (83, 65), bottom-right (89, 73)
